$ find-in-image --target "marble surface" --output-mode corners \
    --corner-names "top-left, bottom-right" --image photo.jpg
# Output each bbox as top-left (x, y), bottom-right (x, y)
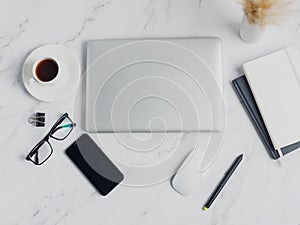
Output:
top-left (1, 0), bottom-right (300, 224)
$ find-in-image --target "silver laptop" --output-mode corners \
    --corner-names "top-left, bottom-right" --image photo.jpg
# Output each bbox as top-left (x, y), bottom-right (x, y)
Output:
top-left (86, 37), bottom-right (224, 133)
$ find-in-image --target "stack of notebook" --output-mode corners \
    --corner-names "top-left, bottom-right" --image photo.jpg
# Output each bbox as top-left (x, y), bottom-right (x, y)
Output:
top-left (232, 47), bottom-right (300, 159)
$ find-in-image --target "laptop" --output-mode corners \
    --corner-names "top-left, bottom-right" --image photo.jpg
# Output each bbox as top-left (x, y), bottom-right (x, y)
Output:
top-left (86, 37), bottom-right (224, 133)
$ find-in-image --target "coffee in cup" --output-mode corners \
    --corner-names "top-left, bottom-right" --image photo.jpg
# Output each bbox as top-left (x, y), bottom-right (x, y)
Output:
top-left (32, 57), bottom-right (60, 84)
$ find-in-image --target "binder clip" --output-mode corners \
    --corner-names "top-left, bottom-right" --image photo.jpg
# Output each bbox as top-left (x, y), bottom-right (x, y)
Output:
top-left (28, 112), bottom-right (46, 127)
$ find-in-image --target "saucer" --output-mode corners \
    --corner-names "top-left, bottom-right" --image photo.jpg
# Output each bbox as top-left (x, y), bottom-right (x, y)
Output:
top-left (22, 44), bottom-right (81, 102)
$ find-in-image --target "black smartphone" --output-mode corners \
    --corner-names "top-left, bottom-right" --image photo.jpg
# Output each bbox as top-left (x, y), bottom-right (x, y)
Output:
top-left (66, 134), bottom-right (124, 196)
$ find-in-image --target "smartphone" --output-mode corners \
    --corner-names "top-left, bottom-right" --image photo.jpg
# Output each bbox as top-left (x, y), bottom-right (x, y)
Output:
top-left (66, 134), bottom-right (124, 196)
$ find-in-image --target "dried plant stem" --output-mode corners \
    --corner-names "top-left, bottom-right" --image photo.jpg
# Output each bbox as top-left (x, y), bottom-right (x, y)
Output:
top-left (241, 0), bottom-right (298, 28)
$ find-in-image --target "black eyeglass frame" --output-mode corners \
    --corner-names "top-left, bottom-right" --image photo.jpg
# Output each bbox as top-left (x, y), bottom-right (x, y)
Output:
top-left (25, 113), bottom-right (76, 165)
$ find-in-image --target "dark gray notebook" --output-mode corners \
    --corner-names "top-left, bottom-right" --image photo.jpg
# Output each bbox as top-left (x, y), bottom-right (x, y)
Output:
top-left (232, 75), bottom-right (300, 159)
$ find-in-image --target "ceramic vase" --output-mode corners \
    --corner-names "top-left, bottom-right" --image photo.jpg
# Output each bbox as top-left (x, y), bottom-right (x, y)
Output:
top-left (240, 14), bottom-right (265, 44)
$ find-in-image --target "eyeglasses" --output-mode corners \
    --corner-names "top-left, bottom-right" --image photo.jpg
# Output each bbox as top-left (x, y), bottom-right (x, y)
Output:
top-left (26, 113), bottom-right (76, 165)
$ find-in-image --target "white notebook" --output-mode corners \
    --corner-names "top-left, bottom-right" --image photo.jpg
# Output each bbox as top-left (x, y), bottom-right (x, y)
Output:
top-left (243, 47), bottom-right (300, 151)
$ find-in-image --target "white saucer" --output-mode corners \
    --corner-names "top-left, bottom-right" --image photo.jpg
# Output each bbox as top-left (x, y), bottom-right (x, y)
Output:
top-left (22, 44), bottom-right (81, 102)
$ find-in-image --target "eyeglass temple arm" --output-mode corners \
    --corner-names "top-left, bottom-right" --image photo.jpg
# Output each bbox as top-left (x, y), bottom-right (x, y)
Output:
top-left (52, 123), bottom-right (76, 133)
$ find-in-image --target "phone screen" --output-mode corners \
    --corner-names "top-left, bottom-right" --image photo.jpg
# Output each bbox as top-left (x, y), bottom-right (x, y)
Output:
top-left (66, 134), bottom-right (124, 196)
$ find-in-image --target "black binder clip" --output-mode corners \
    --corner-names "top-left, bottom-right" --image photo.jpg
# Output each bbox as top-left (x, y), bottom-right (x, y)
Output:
top-left (28, 112), bottom-right (46, 127)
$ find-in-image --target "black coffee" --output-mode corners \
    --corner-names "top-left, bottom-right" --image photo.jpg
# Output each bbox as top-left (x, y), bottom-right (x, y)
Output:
top-left (36, 59), bottom-right (59, 82)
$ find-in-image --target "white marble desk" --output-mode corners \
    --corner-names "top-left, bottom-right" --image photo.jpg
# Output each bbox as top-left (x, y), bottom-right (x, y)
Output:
top-left (1, 0), bottom-right (300, 224)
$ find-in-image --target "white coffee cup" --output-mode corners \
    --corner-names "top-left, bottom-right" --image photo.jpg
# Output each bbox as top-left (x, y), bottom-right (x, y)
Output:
top-left (30, 57), bottom-right (61, 85)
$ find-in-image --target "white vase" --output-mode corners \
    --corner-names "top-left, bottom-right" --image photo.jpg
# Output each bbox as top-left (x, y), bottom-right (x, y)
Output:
top-left (240, 14), bottom-right (265, 44)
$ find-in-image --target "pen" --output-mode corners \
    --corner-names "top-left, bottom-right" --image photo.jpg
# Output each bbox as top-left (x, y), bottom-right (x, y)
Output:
top-left (203, 154), bottom-right (243, 211)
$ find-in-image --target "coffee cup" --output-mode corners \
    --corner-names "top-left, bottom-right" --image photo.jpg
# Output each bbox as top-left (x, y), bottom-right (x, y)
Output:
top-left (30, 57), bottom-right (61, 85)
